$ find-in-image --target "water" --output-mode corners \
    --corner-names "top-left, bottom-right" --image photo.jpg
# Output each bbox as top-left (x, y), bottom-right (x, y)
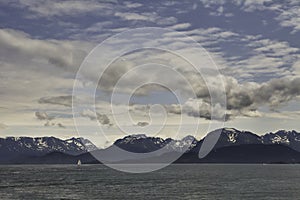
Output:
top-left (0, 164), bottom-right (300, 199)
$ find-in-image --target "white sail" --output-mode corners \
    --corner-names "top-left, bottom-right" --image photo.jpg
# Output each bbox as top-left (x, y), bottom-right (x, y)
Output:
top-left (77, 159), bottom-right (82, 166)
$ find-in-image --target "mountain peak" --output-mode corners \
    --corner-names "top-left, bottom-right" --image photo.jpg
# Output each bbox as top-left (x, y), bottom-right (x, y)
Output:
top-left (222, 127), bottom-right (239, 132)
top-left (114, 134), bottom-right (149, 145)
top-left (181, 135), bottom-right (196, 141)
top-left (130, 134), bottom-right (148, 139)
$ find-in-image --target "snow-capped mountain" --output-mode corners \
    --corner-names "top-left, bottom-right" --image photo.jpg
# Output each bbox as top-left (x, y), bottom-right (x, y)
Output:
top-left (199, 128), bottom-right (300, 152)
top-left (112, 128), bottom-right (300, 154)
top-left (65, 137), bottom-right (98, 152)
top-left (262, 130), bottom-right (300, 151)
top-left (166, 135), bottom-right (198, 152)
top-left (0, 136), bottom-right (98, 162)
top-left (114, 134), bottom-right (167, 153)
top-left (2, 128), bottom-right (300, 164)
top-left (114, 134), bottom-right (198, 153)
top-left (212, 128), bottom-right (262, 149)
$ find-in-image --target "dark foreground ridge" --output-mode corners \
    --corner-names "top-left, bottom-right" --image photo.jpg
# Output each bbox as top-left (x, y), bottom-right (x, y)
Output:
top-left (1, 128), bottom-right (300, 164)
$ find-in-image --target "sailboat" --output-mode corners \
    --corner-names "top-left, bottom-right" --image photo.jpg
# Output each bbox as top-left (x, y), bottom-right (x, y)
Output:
top-left (77, 159), bottom-right (82, 166)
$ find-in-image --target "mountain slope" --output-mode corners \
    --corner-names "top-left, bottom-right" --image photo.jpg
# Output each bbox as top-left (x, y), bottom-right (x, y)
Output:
top-left (178, 144), bottom-right (300, 164)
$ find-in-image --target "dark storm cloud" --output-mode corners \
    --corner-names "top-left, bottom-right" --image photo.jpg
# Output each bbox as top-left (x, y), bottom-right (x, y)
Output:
top-left (164, 76), bottom-right (300, 121)
top-left (254, 78), bottom-right (300, 107)
top-left (220, 77), bottom-right (300, 119)
top-left (225, 77), bottom-right (300, 111)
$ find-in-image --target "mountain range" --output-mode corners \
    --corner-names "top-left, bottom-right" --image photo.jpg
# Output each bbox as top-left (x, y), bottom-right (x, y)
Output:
top-left (2, 128), bottom-right (300, 164)
top-left (0, 136), bottom-right (97, 164)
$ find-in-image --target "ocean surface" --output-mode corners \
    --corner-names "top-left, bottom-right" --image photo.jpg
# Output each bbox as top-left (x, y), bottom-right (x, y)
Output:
top-left (0, 164), bottom-right (300, 199)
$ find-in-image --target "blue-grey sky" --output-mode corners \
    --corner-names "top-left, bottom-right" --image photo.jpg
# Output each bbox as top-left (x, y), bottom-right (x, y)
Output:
top-left (0, 0), bottom-right (300, 146)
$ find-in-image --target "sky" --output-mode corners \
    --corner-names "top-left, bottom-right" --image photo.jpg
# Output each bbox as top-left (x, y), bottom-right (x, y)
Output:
top-left (0, 0), bottom-right (300, 147)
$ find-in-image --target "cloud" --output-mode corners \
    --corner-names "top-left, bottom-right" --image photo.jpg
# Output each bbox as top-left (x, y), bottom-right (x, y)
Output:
top-left (137, 121), bottom-right (149, 127)
top-left (178, 28), bottom-right (299, 81)
top-left (35, 111), bottom-right (67, 128)
top-left (274, 4), bottom-right (300, 33)
top-left (0, 123), bottom-right (8, 129)
top-left (81, 109), bottom-right (97, 121)
top-left (166, 99), bottom-right (228, 121)
top-left (199, 0), bottom-right (300, 33)
top-left (168, 23), bottom-right (191, 30)
top-left (123, 2), bottom-right (143, 8)
top-left (57, 123), bottom-right (66, 128)
top-left (67, 21), bottom-right (300, 123)
top-left (217, 76), bottom-right (300, 117)
top-left (0, 0), bottom-right (300, 133)
top-left (248, 38), bottom-right (299, 57)
top-left (38, 96), bottom-right (73, 107)
top-left (97, 113), bottom-right (110, 125)
top-left (4, 0), bottom-right (181, 34)
top-left (74, 29), bottom-right (299, 122)
top-left (292, 61), bottom-right (300, 75)
top-left (254, 77), bottom-right (300, 108)
top-left (35, 111), bottom-right (54, 121)
top-left (0, 28), bottom-right (90, 124)
top-left (114, 10), bottom-right (178, 26)
top-left (10, 0), bottom-right (116, 17)
top-left (114, 12), bottom-right (157, 21)
top-left (156, 17), bottom-right (178, 25)
top-left (162, 75), bottom-right (300, 121)
top-left (44, 121), bottom-right (53, 127)
top-left (81, 109), bottom-right (111, 125)
top-left (0, 29), bottom-right (77, 69)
